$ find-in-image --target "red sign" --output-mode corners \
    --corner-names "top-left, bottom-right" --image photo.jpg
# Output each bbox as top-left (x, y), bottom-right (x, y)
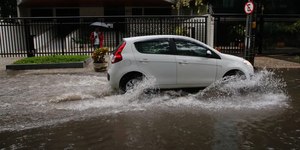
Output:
top-left (244, 1), bottom-right (254, 14)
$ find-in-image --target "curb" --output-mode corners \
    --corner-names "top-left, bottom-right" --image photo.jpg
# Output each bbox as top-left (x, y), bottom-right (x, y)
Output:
top-left (6, 58), bottom-right (92, 70)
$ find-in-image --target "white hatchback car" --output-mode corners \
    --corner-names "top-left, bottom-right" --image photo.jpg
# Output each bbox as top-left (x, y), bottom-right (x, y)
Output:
top-left (107, 35), bottom-right (254, 92)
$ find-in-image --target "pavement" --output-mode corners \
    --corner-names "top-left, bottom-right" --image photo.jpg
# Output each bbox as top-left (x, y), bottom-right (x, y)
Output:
top-left (0, 56), bottom-right (300, 77)
top-left (254, 56), bottom-right (300, 69)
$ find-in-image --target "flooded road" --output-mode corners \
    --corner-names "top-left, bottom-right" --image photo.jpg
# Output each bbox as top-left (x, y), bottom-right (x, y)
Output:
top-left (0, 69), bottom-right (299, 149)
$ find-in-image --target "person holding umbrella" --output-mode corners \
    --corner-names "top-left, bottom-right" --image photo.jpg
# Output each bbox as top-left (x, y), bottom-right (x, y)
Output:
top-left (90, 27), bottom-right (104, 49)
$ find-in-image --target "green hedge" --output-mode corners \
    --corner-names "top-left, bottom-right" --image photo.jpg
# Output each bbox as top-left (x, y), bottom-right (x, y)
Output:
top-left (14, 55), bottom-right (90, 64)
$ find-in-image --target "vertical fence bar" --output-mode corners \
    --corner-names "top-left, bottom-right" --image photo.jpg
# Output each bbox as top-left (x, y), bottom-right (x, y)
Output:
top-left (11, 20), bottom-right (18, 57)
top-left (7, 21), bottom-right (12, 57)
top-left (42, 21), bottom-right (45, 56)
top-left (32, 21), bottom-right (36, 56)
top-left (55, 20), bottom-right (58, 55)
top-left (2, 21), bottom-right (8, 57)
top-left (38, 21), bottom-right (42, 56)
top-left (16, 20), bottom-right (21, 57)
top-left (0, 22), bottom-right (4, 57)
top-left (8, 21), bottom-right (13, 57)
top-left (6, 23), bottom-right (11, 57)
top-left (134, 18), bottom-right (137, 37)
top-left (2, 21), bottom-right (7, 57)
top-left (60, 22), bottom-right (64, 55)
top-left (204, 17), bottom-right (208, 44)
top-left (49, 21), bottom-right (53, 55)
top-left (74, 21), bottom-right (77, 55)
top-left (24, 20), bottom-right (30, 57)
top-left (19, 19), bottom-right (25, 57)
top-left (12, 21), bottom-right (16, 56)
top-left (34, 21), bottom-right (39, 56)
top-left (15, 20), bottom-right (21, 56)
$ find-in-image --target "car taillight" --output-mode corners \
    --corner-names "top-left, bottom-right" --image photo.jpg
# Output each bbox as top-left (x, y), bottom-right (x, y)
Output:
top-left (112, 42), bottom-right (126, 64)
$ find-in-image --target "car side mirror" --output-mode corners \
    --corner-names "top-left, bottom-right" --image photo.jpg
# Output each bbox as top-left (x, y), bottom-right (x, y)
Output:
top-left (206, 50), bottom-right (212, 57)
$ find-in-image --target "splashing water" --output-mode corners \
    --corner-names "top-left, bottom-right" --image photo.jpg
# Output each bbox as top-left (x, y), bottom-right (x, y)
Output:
top-left (188, 69), bottom-right (289, 110)
top-left (198, 69), bottom-right (287, 99)
top-left (56, 69), bottom-right (289, 113)
top-left (55, 77), bottom-right (159, 111)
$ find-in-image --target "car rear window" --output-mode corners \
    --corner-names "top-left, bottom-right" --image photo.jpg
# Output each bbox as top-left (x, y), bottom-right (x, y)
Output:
top-left (134, 40), bottom-right (172, 55)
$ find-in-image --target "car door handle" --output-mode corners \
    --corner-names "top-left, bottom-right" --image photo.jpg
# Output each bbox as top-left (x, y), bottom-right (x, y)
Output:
top-left (178, 60), bottom-right (188, 64)
top-left (139, 58), bottom-right (149, 62)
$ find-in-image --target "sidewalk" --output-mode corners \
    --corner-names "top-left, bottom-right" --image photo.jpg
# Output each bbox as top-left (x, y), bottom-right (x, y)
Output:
top-left (254, 56), bottom-right (300, 69)
top-left (0, 57), bottom-right (22, 71)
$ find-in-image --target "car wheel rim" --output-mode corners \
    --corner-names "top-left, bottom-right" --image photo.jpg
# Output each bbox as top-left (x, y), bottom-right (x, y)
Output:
top-left (125, 78), bottom-right (141, 91)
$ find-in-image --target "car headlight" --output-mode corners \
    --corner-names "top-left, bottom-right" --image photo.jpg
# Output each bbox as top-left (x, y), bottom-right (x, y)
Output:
top-left (243, 60), bottom-right (253, 67)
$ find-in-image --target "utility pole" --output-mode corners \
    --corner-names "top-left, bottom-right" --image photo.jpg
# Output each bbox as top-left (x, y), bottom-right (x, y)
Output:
top-left (244, 0), bottom-right (255, 64)
top-left (257, 1), bottom-right (264, 54)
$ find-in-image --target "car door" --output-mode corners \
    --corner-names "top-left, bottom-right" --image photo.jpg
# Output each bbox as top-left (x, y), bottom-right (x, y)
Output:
top-left (174, 39), bottom-right (218, 87)
top-left (133, 38), bottom-right (177, 86)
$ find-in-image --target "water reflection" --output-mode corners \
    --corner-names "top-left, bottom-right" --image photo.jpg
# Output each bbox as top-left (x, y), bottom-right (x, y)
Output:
top-left (0, 69), bottom-right (299, 149)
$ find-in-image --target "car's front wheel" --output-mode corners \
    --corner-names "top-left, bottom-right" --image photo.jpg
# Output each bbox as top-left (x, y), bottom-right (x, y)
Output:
top-left (223, 70), bottom-right (246, 80)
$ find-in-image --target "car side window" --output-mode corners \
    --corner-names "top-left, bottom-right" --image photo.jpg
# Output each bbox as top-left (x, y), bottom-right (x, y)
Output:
top-left (134, 40), bottom-right (171, 55)
top-left (175, 40), bottom-right (208, 57)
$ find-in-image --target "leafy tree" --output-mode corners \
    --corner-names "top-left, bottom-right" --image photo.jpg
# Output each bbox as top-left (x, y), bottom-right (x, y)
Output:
top-left (171, 0), bottom-right (209, 15)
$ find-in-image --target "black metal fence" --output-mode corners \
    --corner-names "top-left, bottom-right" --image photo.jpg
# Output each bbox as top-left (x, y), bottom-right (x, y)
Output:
top-left (0, 16), bottom-right (208, 57)
top-left (213, 14), bottom-right (246, 56)
top-left (213, 14), bottom-right (300, 56)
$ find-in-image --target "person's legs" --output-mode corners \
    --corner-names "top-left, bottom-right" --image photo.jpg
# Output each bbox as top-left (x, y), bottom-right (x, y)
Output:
top-left (93, 45), bottom-right (100, 49)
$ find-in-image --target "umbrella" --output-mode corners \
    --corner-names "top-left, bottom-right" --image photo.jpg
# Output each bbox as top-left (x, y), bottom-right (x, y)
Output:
top-left (90, 22), bottom-right (113, 28)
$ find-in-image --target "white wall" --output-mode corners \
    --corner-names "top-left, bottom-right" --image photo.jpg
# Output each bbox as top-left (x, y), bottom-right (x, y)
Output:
top-left (205, 14), bottom-right (214, 47)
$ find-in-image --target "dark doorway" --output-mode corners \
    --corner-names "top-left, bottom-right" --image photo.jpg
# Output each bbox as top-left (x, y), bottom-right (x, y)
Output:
top-left (144, 8), bottom-right (171, 15)
top-left (56, 8), bottom-right (79, 17)
top-left (31, 9), bottom-right (53, 17)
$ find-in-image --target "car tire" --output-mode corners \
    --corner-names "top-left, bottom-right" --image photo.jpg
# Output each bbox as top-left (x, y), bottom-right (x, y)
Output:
top-left (223, 70), bottom-right (246, 80)
top-left (119, 74), bottom-right (143, 93)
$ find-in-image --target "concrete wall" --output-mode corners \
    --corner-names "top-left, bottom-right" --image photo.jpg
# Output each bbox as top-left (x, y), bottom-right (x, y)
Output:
top-left (18, 7), bottom-right (105, 17)
top-left (80, 7), bottom-right (104, 16)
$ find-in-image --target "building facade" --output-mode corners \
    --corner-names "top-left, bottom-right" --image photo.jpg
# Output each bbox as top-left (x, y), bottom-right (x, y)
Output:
top-left (17, 0), bottom-right (174, 17)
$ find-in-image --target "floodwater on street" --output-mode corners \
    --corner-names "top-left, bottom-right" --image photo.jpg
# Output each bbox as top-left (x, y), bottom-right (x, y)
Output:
top-left (0, 69), bottom-right (299, 149)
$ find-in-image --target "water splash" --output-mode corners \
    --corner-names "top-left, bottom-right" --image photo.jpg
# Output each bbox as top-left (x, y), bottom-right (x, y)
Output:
top-left (197, 69), bottom-right (286, 99)
top-left (55, 77), bottom-right (159, 111)
top-left (56, 69), bottom-right (289, 112)
top-left (190, 69), bottom-right (289, 110)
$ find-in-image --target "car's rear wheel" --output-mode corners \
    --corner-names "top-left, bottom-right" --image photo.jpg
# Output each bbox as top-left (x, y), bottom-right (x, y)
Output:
top-left (119, 74), bottom-right (143, 93)
top-left (125, 77), bottom-right (143, 91)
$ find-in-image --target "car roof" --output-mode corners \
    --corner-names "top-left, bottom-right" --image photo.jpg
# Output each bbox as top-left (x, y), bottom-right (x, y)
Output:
top-left (123, 35), bottom-right (192, 42)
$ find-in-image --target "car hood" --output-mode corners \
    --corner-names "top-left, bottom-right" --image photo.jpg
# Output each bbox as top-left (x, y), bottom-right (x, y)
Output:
top-left (221, 53), bottom-right (245, 62)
